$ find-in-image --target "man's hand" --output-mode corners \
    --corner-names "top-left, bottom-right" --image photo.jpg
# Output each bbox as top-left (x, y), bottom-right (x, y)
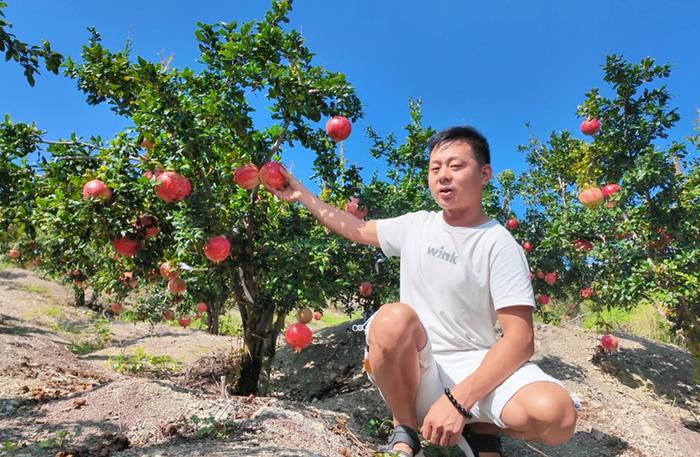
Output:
top-left (421, 393), bottom-right (469, 447)
top-left (264, 168), bottom-right (307, 203)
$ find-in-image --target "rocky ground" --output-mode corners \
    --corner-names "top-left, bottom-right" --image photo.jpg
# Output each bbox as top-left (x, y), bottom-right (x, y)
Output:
top-left (0, 267), bottom-right (699, 456)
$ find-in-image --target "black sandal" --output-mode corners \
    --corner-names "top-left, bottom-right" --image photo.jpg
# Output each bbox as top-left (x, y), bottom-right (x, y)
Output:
top-left (463, 425), bottom-right (503, 456)
top-left (378, 424), bottom-right (422, 457)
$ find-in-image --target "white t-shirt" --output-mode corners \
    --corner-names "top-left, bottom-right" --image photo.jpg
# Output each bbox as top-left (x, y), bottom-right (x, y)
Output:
top-left (376, 210), bottom-right (535, 354)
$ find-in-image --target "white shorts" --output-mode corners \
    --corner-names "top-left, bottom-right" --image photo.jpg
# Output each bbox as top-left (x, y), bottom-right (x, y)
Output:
top-left (363, 314), bottom-right (571, 429)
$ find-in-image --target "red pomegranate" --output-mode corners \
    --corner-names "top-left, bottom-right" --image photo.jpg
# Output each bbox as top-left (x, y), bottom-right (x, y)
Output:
top-left (580, 287), bottom-right (594, 299)
top-left (82, 179), bottom-right (112, 201)
top-left (522, 241), bottom-right (534, 253)
top-left (601, 183), bottom-right (621, 198)
top-left (110, 302), bottom-right (124, 314)
top-left (544, 272), bottom-right (557, 286)
top-left (156, 171), bottom-right (191, 202)
top-left (573, 238), bottom-right (593, 252)
top-left (233, 163), bottom-right (260, 189)
top-left (159, 261), bottom-right (178, 279)
top-left (505, 218), bottom-right (518, 230)
top-left (325, 116), bottom-right (352, 142)
top-left (168, 277), bottom-right (187, 295)
top-left (112, 238), bottom-right (139, 257)
top-left (134, 214), bottom-right (159, 238)
top-left (203, 235), bottom-right (231, 263)
top-left (178, 316), bottom-right (192, 328)
top-left (359, 281), bottom-right (373, 297)
top-left (536, 294), bottom-right (550, 305)
top-left (578, 186), bottom-right (604, 209)
top-left (600, 334), bottom-right (619, 351)
top-left (345, 196), bottom-right (368, 219)
top-left (196, 302), bottom-right (208, 313)
top-left (259, 162), bottom-right (287, 190)
top-left (284, 323), bottom-right (313, 353)
top-left (580, 118), bottom-right (601, 136)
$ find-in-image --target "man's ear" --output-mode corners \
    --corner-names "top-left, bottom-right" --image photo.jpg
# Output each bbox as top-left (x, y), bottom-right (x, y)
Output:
top-left (481, 164), bottom-right (493, 184)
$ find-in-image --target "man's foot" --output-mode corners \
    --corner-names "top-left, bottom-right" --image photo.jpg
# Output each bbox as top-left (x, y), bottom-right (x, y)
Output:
top-left (379, 425), bottom-right (421, 457)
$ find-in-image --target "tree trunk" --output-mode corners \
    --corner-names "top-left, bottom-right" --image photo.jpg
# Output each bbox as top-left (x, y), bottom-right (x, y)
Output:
top-left (72, 285), bottom-right (85, 307)
top-left (234, 299), bottom-right (284, 395)
top-left (235, 327), bottom-right (271, 395)
top-left (207, 306), bottom-right (220, 335)
top-left (678, 297), bottom-right (700, 383)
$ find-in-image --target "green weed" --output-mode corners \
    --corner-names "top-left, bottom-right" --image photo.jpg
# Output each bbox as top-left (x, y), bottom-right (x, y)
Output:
top-left (109, 347), bottom-right (181, 378)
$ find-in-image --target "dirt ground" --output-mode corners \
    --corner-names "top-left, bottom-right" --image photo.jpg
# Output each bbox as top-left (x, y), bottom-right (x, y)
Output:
top-left (1, 267), bottom-right (699, 456)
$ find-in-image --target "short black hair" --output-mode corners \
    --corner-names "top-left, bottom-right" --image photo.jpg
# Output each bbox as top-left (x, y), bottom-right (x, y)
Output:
top-left (427, 126), bottom-right (491, 166)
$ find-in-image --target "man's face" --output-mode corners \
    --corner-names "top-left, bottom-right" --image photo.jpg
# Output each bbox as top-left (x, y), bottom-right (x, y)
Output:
top-left (428, 140), bottom-right (492, 211)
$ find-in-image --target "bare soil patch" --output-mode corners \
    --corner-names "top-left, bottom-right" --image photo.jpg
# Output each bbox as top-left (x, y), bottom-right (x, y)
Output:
top-left (1, 267), bottom-right (699, 456)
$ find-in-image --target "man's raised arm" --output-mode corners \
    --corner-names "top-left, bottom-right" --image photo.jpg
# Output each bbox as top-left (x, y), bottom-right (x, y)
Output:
top-left (265, 169), bottom-right (379, 247)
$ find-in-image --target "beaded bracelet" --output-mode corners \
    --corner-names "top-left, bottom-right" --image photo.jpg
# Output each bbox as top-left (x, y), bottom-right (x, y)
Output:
top-left (444, 387), bottom-right (473, 419)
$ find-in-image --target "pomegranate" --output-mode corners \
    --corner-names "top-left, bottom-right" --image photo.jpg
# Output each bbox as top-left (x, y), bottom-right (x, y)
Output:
top-left (345, 196), bottom-right (368, 219)
top-left (325, 116), bottom-right (352, 142)
top-left (544, 272), bottom-right (557, 286)
top-left (163, 309), bottom-right (175, 321)
top-left (160, 261), bottom-right (178, 279)
top-left (110, 302), bottom-right (124, 314)
top-left (601, 183), bottom-right (620, 198)
top-left (600, 334), bottom-right (619, 351)
top-left (296, 307), bottom-right (313, 324)
top-left (578, 186), bottom-right (604, 209)
top-left (259, 162), bottom-right (287, 190)
top-left (580, 118), bottom-right (601, 135)
top-left (112, 238), bottom-right (139, 257)
top-left (284, 322), bottom-right (313, 353)
top-left (522, 241), bottom-right (534, 253)
top-left (178, 316), bottom-right (192, 328)
top-left (134, 214), bottom-right (159, 238)
top-left (203, 235), bottom-right (231, 263)
top-left (82, 179), bottom-right (112, 201)
top-left (313, 311), bottom-right (322, 320)
top-left (233, 163), bottom-right (260, 189)
top-left (196, 302), bottom-right (208, 313)
top-left (359, 281), bottom-right (373, 297)
top-left (536, 294), bottom-right (550, 305)
top-left (573, 238), bottom-right (593, 252)
top-left (168, 277), bottom-right (187, 295)
top-left (156, 171), bottom-right (191, 202)
top-left (580, 287), bottom-right (594, 299)
top-left (505, 218), bottom-right (518, 230)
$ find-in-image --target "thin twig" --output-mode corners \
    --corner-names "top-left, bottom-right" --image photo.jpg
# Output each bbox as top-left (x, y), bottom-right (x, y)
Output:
top-left (40, 139), bottom-right (105, 150)
top-left (524, 442), bottom-right (552, 457)
top-left (559, 312), bottom-right (591, 327)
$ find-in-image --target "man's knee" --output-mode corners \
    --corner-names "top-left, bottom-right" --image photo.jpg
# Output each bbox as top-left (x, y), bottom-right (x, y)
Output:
top-left (534, 395), bottom-right (576, 445)
top-left (529, 387), bottom-right (577, 445)
top-left (368, 302), bottom-right (425, 351)
top-left (502, 382), bottom-right (577, 445)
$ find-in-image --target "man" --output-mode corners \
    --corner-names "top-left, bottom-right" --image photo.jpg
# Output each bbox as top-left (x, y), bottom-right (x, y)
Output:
top-left (267, 126), bottom-right (577, 457)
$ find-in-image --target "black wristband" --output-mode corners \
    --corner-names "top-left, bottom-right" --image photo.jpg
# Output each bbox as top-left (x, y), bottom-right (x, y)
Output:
top-left (444, 387), bottom-right (473, 419)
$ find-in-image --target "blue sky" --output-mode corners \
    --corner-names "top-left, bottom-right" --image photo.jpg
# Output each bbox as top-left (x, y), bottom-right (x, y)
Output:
top-left (2, 0), bottom-right (698, 213)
